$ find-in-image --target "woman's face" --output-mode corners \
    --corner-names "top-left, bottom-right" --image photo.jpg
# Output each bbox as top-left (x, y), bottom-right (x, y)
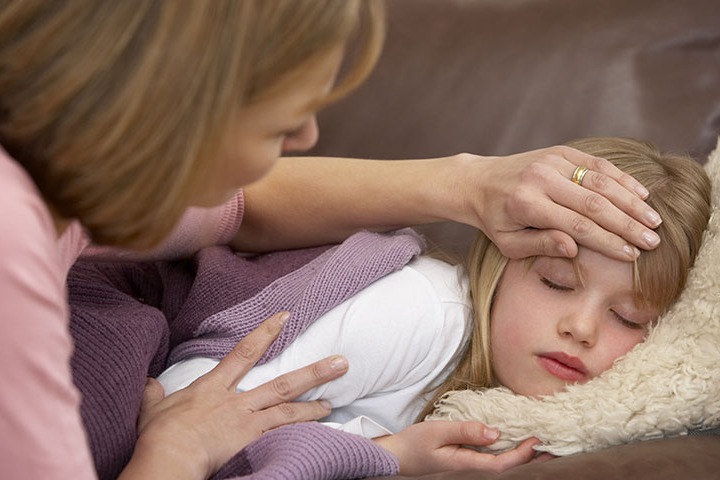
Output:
top-left (490, 247), bottom-right (659, 397)
top-left (196, 46), bottom-right (344, 206)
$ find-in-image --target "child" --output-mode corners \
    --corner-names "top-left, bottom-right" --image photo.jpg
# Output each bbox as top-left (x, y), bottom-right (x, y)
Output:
top-left (157, 137), bottom-right (710, 472)
top-left (417, 136), bottom-right (712, 419)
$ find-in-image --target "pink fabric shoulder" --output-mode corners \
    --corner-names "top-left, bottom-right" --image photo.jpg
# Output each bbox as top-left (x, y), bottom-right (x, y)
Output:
top-left (0, 147), bottom-right (245, 477)
top-left (0, 149), bottom-right (96, 478)
top-left (69, 194), bottom-right (245, 265)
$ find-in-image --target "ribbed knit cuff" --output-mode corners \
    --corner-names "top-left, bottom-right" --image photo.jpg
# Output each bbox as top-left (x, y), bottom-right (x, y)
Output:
top-left (212, 422), bottom-right (399, 479)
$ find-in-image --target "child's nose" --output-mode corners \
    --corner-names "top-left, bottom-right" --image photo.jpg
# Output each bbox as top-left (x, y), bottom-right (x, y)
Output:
top-left (557, 311), bottom-right (599, 347)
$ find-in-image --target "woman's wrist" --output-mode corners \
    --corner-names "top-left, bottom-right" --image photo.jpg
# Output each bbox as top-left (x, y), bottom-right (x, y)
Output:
top-left (420, 153), bottom-right (493, 228)
top-left (118, 432), bottom-right (210, 480)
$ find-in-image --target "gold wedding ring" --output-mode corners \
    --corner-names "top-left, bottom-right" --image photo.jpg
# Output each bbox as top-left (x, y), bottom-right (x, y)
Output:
top-left (571, 166), bottom-right (590, 186)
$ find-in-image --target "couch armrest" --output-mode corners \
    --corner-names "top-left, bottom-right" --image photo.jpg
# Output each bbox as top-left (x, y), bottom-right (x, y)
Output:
top-left (371, 434), bottom-right (720, 480)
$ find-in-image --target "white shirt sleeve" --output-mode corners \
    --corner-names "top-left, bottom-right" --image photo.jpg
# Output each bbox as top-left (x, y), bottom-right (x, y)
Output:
top-left (322, 416), bottom-right (393, 438)
top-left (157, 256), bottom-right (471, 435)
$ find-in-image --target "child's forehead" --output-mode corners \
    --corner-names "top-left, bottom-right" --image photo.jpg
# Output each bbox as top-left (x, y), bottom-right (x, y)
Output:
top-left (524, 255), bottom-right (576, 273)
top-left (530, 248), bottom-right (616, 268)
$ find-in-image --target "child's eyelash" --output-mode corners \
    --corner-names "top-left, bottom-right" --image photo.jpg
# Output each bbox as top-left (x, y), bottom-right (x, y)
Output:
top-left (540, 277), bottom-right (572, 291)
top-left (611, 311), bottom-right (643, 330)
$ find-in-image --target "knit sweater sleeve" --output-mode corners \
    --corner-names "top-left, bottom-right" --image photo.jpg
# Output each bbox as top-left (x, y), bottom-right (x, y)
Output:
top-left (211, 422), bottom-right (399, 480)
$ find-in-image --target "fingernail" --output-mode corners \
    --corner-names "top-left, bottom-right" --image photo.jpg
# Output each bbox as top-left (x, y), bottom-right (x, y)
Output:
top-left (645, 210), bottom-right (662, 227)
top-left (329, 355), bottom-right (348, 371)
top-left (484, 427), bottom-right (500, 441)
top-left (635, 185), bottom-right (650, 199)
top-left (320, 399), bottom-right (332, 410)
top-left (624, 244), bottom-right (640, 259)
top-left (642, 230), bottom-right (661, 248)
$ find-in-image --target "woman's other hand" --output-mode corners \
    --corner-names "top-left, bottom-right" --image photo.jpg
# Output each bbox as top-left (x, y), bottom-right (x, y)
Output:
top-left (120, 312), bottom-right (348, 480)
top-left (374, 421), bottom-right (544, 476)
top-left (454, 146), bottom-right (662, 261)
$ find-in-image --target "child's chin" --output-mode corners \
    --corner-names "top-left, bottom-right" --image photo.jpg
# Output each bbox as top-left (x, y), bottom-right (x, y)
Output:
top-left (512, 382), bottom-right (568, 399)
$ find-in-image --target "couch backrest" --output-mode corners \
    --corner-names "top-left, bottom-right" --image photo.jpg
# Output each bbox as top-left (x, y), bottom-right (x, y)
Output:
top-left (309, 0), bottom-right (720, 162)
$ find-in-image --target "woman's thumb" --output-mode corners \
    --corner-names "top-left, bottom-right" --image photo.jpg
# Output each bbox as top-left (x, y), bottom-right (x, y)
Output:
top-left (141, 377), bottom-right (165, 411)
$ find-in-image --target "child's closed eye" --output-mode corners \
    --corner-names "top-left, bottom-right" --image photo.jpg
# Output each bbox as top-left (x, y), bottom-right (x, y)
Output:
top-left (610, 310), bottom-right (645, 330)
top-left (540, 276), bottom-right (573, 292)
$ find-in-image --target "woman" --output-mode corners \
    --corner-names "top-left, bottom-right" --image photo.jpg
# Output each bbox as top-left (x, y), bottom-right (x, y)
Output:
top-left (0, 1), bottom-right (662, 478)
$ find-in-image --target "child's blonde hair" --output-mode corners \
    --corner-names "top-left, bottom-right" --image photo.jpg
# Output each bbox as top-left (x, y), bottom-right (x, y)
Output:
top-left (0, 0), bottom-right (384, 248)
top-left (418, 136), bottom-right (711, 420)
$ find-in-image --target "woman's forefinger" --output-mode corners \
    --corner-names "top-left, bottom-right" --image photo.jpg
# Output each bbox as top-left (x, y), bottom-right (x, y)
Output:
top-left (240, 355), bottom-right (349, 412)
top-left (208, 311), bottom-right (290, 390)
top-left (555, 148), bottom-right (663, 253)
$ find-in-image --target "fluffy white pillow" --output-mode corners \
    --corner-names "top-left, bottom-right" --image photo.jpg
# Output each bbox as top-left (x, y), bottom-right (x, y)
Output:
top-left (428, 139), bottom-right (720, 456)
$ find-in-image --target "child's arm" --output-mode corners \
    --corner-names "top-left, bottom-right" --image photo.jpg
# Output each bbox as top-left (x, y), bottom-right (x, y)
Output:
top-left (157, 257), bottom-right (467, 421)
top-left (373, 421), bottom-right (543, 476)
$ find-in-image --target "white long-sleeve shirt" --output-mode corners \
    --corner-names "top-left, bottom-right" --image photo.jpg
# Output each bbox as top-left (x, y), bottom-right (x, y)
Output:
top-left (158, 256), bottom-right (472, 435)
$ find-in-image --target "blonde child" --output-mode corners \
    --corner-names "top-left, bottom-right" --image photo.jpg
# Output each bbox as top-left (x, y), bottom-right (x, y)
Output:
top-left (159, 137), bottom-right (711, 475)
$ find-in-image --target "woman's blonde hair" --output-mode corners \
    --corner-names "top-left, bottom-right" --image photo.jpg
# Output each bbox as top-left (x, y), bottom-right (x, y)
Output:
top-left (417, 136), bottom-right (712, 420)
top-left (0, 0), bottom-right (384, 248)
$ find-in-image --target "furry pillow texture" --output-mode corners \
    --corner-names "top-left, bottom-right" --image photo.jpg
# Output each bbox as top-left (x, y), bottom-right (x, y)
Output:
top-left (427, 139), bottom-right (720, 456)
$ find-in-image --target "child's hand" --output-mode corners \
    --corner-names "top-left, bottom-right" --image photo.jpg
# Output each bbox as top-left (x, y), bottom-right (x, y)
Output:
top-left (373, 421), bottom-right (541, 476)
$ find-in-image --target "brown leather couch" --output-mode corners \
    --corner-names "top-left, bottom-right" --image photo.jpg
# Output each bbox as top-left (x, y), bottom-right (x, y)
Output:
top-left (308, 0), bottom-right (720, 478)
